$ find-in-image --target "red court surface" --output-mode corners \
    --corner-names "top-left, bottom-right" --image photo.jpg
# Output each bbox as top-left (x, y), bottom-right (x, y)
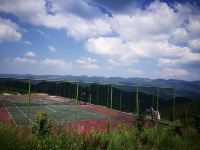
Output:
top-left (0, 95), bottom-right (155, 133)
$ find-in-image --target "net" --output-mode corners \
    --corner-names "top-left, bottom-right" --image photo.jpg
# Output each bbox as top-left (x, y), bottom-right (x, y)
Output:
top-left (0, 77), bottom-right (176, 126)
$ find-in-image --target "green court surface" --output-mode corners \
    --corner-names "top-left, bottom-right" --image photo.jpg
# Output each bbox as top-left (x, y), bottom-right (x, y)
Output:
top-left (2, 98), bottom-right (105, 125)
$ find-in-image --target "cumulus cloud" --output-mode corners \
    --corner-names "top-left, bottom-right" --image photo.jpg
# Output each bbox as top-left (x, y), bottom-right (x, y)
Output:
top-left (4, 57), bottom-right (73, 75)
top-left (126, 68), bottom-right (143, 76)
top-left (0, 0), bottom-right (112, 39)
top-left (77, 57), bottom-right (100, 70)
top-left (48, 46), bottom-right (56, 52)
top-left (24, 51), bottom-right (36, 57)
top-left (41, 58), bottom-right (72, 70)
top-left (12, 57), bottom-right (37, 64)
top-left (85, 1), bottom-right (200, 79)
top-left (23, 40), bottom-right (32, 45)
top-left (0, 17), bottom-right (21, 42)
top-left (0, 0), bottom-right (200, 79)
top-left (159, 67), bottom-right (189, 79)
top-left (189, 39), bottom-right (200, 52)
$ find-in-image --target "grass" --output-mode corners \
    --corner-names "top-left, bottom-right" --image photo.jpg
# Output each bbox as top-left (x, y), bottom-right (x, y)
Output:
top-left (0, 113), bottom-right (200, 150)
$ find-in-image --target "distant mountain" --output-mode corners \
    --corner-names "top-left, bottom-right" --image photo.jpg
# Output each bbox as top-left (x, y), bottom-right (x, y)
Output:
top-left (0, 74), bottom-right (200, 100)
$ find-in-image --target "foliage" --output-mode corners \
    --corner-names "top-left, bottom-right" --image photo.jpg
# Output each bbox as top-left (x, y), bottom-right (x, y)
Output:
top-left (0, 113), bottom-right (200, 150)
top-left (32, 112), bottom-right (53, 149)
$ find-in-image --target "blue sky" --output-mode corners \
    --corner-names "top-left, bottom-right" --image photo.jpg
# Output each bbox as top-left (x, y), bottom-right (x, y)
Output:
top-left (0, 0), bottom-right (200, 80)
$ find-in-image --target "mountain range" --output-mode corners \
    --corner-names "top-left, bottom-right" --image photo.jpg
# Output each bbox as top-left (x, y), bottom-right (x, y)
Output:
top-left (0, 74), bottom-right (199, 100)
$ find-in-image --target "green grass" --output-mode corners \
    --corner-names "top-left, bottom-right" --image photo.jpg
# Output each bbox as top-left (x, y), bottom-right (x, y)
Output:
top-left (0, 119), bottom-right (200, 150)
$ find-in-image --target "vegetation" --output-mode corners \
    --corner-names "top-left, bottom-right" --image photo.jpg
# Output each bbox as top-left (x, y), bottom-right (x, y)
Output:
top-left (0, 80), bottom-right (200, 149)
top-left (0, 112), bottom-right (200, 150)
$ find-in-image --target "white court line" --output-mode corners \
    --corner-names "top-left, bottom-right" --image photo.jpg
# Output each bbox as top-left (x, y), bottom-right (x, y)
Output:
top-left (58, 104), bottom-right (104, 118)
top-left (15, 106), bottom-right (34, 124)
top-left (1, 101), bottom-right (17, 126)
top-left (51, 105), bottom-right (60, 109)
top-left (78, 108), bottom-right (105, 118)
top-left (45, 106), bottom-right (56, 112)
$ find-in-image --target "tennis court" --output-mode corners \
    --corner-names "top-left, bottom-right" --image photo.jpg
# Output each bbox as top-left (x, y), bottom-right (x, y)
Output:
top-left (0, 94), bottom-right (157, 133)
top-left (0, 95), bottom-right (106, 125)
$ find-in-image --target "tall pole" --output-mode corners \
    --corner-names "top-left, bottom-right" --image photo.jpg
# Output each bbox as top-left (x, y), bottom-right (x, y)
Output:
top-left (120, 90), bottom-right (122, 111)
top-left (136, 87), bottom-right (139, 115)
top-left (152, 88), bottom-right (155, 108)
top-left (45, 81), bottom-right (47, 94)
top-left (10, 79), bottom-right (12, 93)
top-left (55, 82), bottom-right (57, 96)
top-left (157, 88), bottom-right (159, 111)
top-left (68, 84), bottom-right (70, 98)
top-left (59, 82), bottom-right (61, 96)
top-left (88, 84), bottom-right (91, 103)
top-left (110, 85), bottom-right (113, 126)
top-left (64, 82), bottom-right (66, 97)
top-left (173, 88), bottom-right (176, 121)
top-left (96, 85), bottom-right (99, 105)
top-left (27, 79), bottom-right (31, 125)
top-left (75, 83), bottom-right (79, 131)
top-left (107, 85), bottom-right (109, 107)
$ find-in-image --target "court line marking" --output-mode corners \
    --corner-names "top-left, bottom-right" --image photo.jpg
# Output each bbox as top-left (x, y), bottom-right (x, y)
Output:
top-left (1, 101), bottom-right (17, 126)
top-left (45, 106), bottom-right (56, 112)
top-left (15, 106), bottom-right (34, 124)
top-left (57, 104), bottom-right (105, 118)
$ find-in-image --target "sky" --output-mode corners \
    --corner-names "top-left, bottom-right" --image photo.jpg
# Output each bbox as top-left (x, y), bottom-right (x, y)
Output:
top-left (0, 0), bottom-right (200, 81)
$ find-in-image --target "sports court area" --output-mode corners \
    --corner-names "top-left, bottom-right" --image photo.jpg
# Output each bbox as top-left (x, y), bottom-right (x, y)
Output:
top-left (0, 94), bottom-right (154, 132)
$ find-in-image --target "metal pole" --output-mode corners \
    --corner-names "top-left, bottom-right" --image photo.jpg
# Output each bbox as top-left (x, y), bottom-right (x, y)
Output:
top-left (136, 87), bottom-right (139, 115)
top-left (157, 88), bottom-right (159, 111)
top-left (75, 83), bottom-right (79, 130)
top-left (110, 85), bottom-right (113, 126)
top-left (45, 81), bottom-right (47, 94)
top-left (88, 84), bottom-right (91, 103)
top-left (64, 82), bottom-right (66, 97)
top-left (59, 82), bottom-right (61, 96)
top-left (110, 85), bottom-right (113, 109)
top-left (96, 85), bottom-right (99, 105)
top-left (173, 88), bottom-right (176, 121)
top-left (27, 79), bottom-right (31, 125)
top-left (120, 90), bottom-right (122, 111)
top-left (10, 79), bottom-right (12, 93)
top-left (55, 83), bottom-right (57, 96)
top-left (107, 85), bottom-right (109, 107)
top-left (152, 88), bottom-right (155, 108)
top-left (68, 84), bottom-right (70, 98)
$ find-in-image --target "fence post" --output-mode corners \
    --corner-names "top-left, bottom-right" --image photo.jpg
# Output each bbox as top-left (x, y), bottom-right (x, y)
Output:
top-left (120, 90), bottom-right (122, 111)
top-left (173, 88), bottom-right (176, 121)
top-left (107, 85), bottom-right (109, 107)
top-left (110, 85), bottom-right (113, 126)
top-left (96, 85), bottom-right (99, 105)
top-left (152, 88), bottom-right (155, 108)
top-left (156, 88), bottom-right (159, 111)
top-left (136, 87), bottom-right (139, 115)
top-left (27, 79), bottom-right (31, 125)
top-left (75, 83), bottom-right (79, 130)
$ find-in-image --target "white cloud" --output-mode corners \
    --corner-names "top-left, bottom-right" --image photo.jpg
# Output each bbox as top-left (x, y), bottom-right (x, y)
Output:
top-left (76, 57), bottom-right (100, 70)
top-left (85, 1), bottom-right (200, 74)
top-left (0, 17), bottom-right (21, 42)
top-left (41, 58), bottom-right (72, 70)
top-left (48, 46), bottom-right (56, 52)
top-left (0, 0), bottom-right (200, 79)
top-left (126, 68), bottom-right (143, 75)
top-left (0, 0), bottom-right (112, 40)
top-left (23, 40), bottom-right (32, 45)
top-left (189, 39), bottom-right (200, 52)
top-left (160, 67), bottom-right (189, 79)
top-left (24, 51), bottom-right (36, 57)
top-left (12, 57), bottom-right (37, 64)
